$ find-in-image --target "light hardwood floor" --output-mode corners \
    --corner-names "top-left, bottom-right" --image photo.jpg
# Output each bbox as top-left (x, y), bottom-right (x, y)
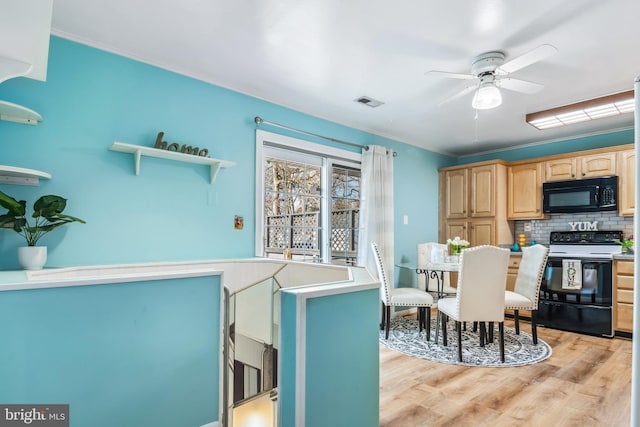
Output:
top-left (380, 319), bottom-right (632, 427)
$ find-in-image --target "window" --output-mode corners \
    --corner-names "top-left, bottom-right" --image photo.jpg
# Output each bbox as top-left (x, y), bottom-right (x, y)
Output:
top-left (256, 130), bottom-right (361, 264)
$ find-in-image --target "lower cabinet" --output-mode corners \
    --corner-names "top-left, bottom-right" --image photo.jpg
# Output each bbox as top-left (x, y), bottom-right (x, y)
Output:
top-left (614, 259), bottom-right (635, 334)
top-left (506, 255), bottom-right (523, 316)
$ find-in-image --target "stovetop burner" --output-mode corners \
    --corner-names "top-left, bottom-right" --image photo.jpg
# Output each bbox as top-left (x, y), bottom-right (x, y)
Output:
top-left (548, 230), bottom-right (623, 259)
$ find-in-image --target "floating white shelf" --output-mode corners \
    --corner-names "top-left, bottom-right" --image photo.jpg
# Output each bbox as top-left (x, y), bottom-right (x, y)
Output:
top-left (0, 100), bottom-right (43, 125)
top-left (0, 165), bottom-right (51, 186)
top-left (109, 142), bottom-right (236, 184)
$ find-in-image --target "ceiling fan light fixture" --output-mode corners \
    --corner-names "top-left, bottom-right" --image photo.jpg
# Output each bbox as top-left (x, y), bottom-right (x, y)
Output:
top-left (472, 82), bottom-right (502, 110)
top-left (526, 90), bottom-right (635, 130)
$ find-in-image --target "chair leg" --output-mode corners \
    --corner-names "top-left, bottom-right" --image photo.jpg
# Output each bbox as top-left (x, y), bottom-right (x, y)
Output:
top-left (380, 302), bottom-right (385, 331)
top-left (418, 308), bottom-right (423, 332)
top-left (456, 321), bottom-right (462, 362)
top-left (385, 305), bottom-right (391, 339)
top-left (514, 309), bottom-right (520, 335)
top-left (473, 321), bottom-right (478, 332)
top-left (442, 313), bottom-right (448, 346)
top-left (499, 322), bottom-right (505, 363)
top-left (488, 322), bottom-right (494, 343)
top-left (425, 307), bottom-right (431, 341)
top-left (479, 322), bottom-right (486, 347)
top-left (531, 310), bottom-right (538, 345)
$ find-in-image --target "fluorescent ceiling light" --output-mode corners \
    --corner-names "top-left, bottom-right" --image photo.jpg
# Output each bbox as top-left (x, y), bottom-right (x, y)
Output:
top-left (526, 90), bottom-right (634, 130)
top-left (472, 82), bottom-right (502, 110)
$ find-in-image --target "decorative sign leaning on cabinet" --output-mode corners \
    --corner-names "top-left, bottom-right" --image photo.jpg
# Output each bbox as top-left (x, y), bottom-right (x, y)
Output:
top-left (154, 131), bottom-right (209, 157)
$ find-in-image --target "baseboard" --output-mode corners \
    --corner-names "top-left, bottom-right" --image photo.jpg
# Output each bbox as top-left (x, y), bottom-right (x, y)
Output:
top-left (200, 422), bottom-right (220, 427)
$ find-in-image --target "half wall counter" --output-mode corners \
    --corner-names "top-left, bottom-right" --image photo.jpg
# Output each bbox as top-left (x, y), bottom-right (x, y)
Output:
top-left (0, 259), bottom-right (380, 427)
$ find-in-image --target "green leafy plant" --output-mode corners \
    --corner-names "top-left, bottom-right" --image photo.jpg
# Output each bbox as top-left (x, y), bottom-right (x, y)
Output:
top-left (0, 190), bottom-right (86, 246)
top-left (615, 235), bottom-right (634, 251)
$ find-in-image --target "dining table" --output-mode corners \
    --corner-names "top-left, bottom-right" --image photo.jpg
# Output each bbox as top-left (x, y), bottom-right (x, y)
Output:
top-left (398, 256), bottom-right (461, 342)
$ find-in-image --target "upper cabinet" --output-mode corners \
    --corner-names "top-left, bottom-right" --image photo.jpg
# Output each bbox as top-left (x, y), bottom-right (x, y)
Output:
top-left (618, 149), bottom-right (635, 217)
top-left (444, 168), bottom-right (468, 219)
top-left (545, 152), bottom-right (616, 181)
top-left (544, 158), bottom-right (577, 181)
top-left (508, 162), bottom-right (544, 220)
top-left (439, 161), bottom-right (513, 247)
top-left (579, 152), bottom-right (616, 178)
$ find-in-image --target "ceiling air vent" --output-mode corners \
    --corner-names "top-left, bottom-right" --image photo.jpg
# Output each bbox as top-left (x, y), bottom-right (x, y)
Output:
top-left (354, 96), bottom-right (384, 108)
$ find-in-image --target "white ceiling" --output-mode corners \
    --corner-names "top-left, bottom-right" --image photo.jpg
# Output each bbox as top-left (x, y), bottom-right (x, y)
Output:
top-left (49, 0), bottom-right (640, 157)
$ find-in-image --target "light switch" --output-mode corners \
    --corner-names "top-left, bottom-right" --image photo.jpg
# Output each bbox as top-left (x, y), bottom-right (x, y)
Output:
top-left (403, 215), bottom-right (408, 225)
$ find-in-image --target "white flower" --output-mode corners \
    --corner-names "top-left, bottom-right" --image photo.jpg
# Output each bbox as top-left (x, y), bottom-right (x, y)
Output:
top-left (447, 236), bottom-right (470, 247)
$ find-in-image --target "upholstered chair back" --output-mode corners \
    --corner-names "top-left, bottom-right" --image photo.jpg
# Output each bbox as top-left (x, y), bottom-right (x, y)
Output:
top-left (455, 245), bottom-right (510, 322)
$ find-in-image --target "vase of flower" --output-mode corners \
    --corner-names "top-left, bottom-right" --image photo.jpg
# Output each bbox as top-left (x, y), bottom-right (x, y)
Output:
top-left (447, 236), bottom-right (469, 262)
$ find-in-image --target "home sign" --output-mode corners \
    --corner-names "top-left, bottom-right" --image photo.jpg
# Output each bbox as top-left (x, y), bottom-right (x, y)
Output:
top-left (568, 221), bottom-right (598, 231)
top-left (153, 131), bottom-right (209, 157)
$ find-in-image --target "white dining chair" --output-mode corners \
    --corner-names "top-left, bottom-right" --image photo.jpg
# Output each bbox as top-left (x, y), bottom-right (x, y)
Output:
top-left (371, 242), bottom-right (435, 340)
top-left (504, 244), bottom-right (550, 345)
top-left (437, 245), bottom-right (510, 362)
top-left (417, 242), bottom-right (457, 295)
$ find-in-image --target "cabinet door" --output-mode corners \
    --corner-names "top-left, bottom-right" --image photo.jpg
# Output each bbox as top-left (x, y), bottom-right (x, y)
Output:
top-left (445, 169), bottom-right (468, 219)
top-left (469, 220), bottom-right (494, 246)
top-left (507, 162), bottom-right (543, 219)
top-left (545, 158), bottom-right (577, 181)
top-left (470, 164), bottom-right (495, 217)
top-left (618, 149), bottom-right (635, 217)
top-left (579, 152), bottom-right (616, 178)
top-left (445, 221), bottom-right (468, 243)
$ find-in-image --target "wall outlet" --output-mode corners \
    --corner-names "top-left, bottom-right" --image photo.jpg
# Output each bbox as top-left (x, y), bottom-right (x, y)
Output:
top-left (523, 222), bottom-right (532, 232)
top-left (403, 215), bottom-right (408, 225)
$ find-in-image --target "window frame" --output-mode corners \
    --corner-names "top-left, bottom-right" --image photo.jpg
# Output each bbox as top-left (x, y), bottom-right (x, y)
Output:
top-left (255, 129), bottom-right (361, 262)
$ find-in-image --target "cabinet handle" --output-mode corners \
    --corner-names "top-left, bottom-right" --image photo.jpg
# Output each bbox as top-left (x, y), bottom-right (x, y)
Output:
top-left (582, 172), bottom-right (586, 176)
top-left (571, 174), bottom-right (575, 177)
top-left (536, 209), bottom-right (540, 212)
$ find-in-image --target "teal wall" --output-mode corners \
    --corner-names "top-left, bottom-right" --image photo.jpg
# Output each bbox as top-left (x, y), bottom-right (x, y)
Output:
top-left (279, 287), bottom-right (379, 427)
top-left (0, 36), bottom-right (451, 271)
top-left (457, 129), bottom-right (633, 164)
top-left (0, 275), bottom-right (221, 427)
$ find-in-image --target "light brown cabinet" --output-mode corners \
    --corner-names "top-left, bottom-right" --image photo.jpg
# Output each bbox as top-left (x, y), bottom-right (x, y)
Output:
top-left (506, 255), bottom-right (523, 316)
top-left (444, 168), bottom-right (468, 219)
top-left (618, 149), bottom-right (635, 217)
top-left (544, 153), bottom-right (616, 181)
top-left (614, 259), bottom-right (634, 334)
top-left (439, 161), bottom-right (513, 247)
top-left (545, 158), bottom-right (577, 181)
top-left (579, 152), bottom-right (616, 178)
top-left (507, 162), bottom-right (544, 219)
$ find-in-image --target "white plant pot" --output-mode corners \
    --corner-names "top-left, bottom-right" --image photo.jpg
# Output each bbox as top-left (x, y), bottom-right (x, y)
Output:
top-left (18, 246), bottom-right (47, 270)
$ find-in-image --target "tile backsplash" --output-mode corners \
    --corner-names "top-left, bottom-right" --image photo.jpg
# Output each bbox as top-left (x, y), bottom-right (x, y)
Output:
top-left (514, 212), bottom-right (633, 245)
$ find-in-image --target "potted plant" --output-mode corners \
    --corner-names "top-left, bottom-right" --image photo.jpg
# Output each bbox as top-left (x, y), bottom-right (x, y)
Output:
top-left (615, 235), bottom-right (634, 254)
top-left (0, 190), bottom-right (86, 270)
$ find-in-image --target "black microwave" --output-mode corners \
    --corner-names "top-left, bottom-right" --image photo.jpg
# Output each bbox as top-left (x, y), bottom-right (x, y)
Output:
top-left (542, 176), bottom-right (618, 213)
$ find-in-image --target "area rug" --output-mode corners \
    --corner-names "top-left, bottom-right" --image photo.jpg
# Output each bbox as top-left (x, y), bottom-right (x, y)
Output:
top-left (380, 316), bottom-right (552, 367)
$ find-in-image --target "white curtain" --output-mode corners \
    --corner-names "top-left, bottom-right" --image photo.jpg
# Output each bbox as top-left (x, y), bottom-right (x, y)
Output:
top-left (357, 145), bottom-right (394, 287)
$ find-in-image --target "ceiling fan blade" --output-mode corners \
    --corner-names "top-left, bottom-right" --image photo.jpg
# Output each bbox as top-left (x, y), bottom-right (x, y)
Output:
top-left (495, 44), bottom-right (558, 75)
top-left (425, 70), bottom-right (476, 80)
top-left (496, 77), bottom-right (544, 94)
top-left (437, 84), bottom-right (478, 107)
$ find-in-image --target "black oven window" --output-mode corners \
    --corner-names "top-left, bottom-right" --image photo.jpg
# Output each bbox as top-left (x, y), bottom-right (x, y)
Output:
top-left (541, 259), bottom-right (612, 305)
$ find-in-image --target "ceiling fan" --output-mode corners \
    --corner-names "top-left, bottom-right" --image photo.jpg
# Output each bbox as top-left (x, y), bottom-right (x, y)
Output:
top-left (426, 44), bottom-right (558, 110)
